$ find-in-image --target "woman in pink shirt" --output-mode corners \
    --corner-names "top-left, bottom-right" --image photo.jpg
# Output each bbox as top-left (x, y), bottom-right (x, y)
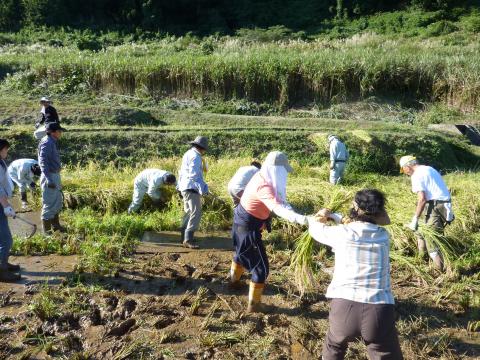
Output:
top-left (229, 151), bottom-right (307, 313)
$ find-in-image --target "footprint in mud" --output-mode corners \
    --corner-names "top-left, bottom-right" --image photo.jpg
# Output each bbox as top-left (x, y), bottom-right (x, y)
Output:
top-left (105, 318), bottom-right (137, 337)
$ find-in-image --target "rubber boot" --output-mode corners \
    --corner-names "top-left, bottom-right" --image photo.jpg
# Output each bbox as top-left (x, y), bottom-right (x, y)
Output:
top-left (430, 252), bottom-right (444, 272)
top-left (42, 219), bottom-right (53, 235)
top-left (0, 267), bottom-right (21, 282)
top-left (247, 282), bottom-right (270, 313)
top-left (180, 227), bottom-right (186, 242)
top-left (52, 214), bottom-right (67, 233)
top-left (183, 231), bottom-right (199, 249)
top-left (7, 263), bottom-right (20, 272)
top-left (417, 237), bottom-right (427, 257)
top-left (228, 261), bottom-right (245, 290)
top-left (21, 192), bottom-right (28, 210)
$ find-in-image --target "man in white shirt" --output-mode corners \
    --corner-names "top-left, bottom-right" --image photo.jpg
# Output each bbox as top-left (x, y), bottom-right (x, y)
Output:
top-left (8, 159), bottom-right (41, 210)
top-left (227, 161), bottom-right (261, 207)
top-left (400, 155), bottom-right (454, 270)
top-left (328, 135), bottom-right (349, 185)
top-left (128, 169), bottom-right (176, 213)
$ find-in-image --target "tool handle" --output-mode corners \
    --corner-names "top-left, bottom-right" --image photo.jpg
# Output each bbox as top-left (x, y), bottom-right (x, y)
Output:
top-left (13, 215), bottom-right (36, 227)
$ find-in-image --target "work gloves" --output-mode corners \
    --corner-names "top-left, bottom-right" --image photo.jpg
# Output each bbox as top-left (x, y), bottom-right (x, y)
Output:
top-left (3, 206), bottom-right (16, 218)
top-left (30, 182), bottom-right (36, 190)
top-left (407, 215), bottom-right (419, 231)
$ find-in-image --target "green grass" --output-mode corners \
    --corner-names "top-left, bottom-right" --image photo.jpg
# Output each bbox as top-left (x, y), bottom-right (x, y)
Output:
top-left (1, 29), bottom-right (480, 109)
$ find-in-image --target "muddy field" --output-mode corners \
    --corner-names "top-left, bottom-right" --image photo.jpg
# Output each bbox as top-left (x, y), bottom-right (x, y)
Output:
top-left (1, 225), bottom-right (479, 360)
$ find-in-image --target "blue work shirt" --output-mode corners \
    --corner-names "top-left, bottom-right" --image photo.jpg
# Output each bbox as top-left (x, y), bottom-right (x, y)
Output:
top-left (38, 135), bottom-right (61, 183)
top-left (329, 139), bottom-right (349, 162)
top-left (177, 148), bottom-right (208, 195)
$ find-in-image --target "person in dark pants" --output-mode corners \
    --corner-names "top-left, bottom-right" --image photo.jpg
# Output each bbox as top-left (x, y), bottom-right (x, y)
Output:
top-left (0, 139), bottom-right (21, 282)
top-left (308, 189), bottom-right (403, 359)
top-left (38, 122), bottom-right (67, 234)
top-left (34, 97), bottom-right (60, 140)
top-left (229, 151), bottom-right (307, 313)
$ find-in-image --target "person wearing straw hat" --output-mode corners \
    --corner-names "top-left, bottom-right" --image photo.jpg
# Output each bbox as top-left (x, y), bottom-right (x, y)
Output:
top-left (328, 134), bottom-right (349, 185)
top-left (229, 151), bottom-right (308, 313)
top-left (128, 169), bottom-right (177, 213)
top-left (308, 189), bottom-right (403, 360)
top-left (177, 136), bottom-right (209, 249)
top-left (0, 139), bottom-right (21, 282)
top-left (8, 159), bottom-right (41, 210)
top-left (399, 155), bottom-right (454, 270)
top-left (38, 122), bottom-right (67, 234)
top-left (34, 97), bottom-right (60, 141)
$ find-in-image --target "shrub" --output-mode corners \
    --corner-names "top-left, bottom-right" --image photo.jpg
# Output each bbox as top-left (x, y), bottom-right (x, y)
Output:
top-left (423, 20), bottom-right (459, 36)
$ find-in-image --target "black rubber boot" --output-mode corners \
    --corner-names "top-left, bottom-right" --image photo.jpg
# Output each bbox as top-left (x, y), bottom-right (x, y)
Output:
top-left (7, 263), bottom-right (20, 272)
top-left (183, 231), bottom-right (199, 249)
top-left (42, 219), bottom-right (53, 235)
top-left (180, 228), bottom-right (186, 242)
top-left (0, 269), bottom-right (21, 282)
top-left (52, 214), bottom-right (67, 233)
top-left (21, 191), bottom-right (27, 202)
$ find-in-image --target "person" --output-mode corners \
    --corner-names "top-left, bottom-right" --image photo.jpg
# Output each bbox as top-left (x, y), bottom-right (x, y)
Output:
top-left (227, 161), bottom-right (261, 207)
top-left (0, 139), bottom-right (21, 282)
top-left (328, 135), bottom-right (349, 185)
top-left (400, 155), bottom-right (453, 270)
top-left (128, 169), bottom-right (177, 213)
top-left (177, 136), bottom-right (209, 249)
top-left (308, 189), bottom-right (403, 359)
top-left (38, 122), bottom-right (67, 234)
top-left (34, 97), bottom-right (60, 141)
top-left (7, 159), bottom-right (41, 210)
top-left (229, 151), bottom-right (308, 313)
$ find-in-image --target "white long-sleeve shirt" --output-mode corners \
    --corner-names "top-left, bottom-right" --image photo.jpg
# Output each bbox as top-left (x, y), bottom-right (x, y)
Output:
top-left (329, 139), bottom-right (349, 162)
top-left (227, 165), bottom-right (260, 196)
top-left (308, 219), bottom-right (394, 304)
top-left (8, 159), bottom-right (38, 187)
top-left (134, 169), bottom-right (170, 200)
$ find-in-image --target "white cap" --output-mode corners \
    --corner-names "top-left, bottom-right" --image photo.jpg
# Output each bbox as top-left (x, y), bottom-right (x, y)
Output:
top-left (263, 151), bottom-right (293, 173)
top-left (40, 96), bottom-right (50, 103)
top-left (327, 134), bottom-right (337, 142)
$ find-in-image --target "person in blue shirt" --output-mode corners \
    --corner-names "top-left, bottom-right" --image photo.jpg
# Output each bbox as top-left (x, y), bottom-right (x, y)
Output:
top-left (38, 122), bottom-right (67, 234)
top-left (177, 136), bottom-right (209, 249)
top-left (328, 135), bottom-right (349, 185)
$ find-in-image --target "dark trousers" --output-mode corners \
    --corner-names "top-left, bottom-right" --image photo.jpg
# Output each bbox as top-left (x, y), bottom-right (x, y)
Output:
top-left (0, 211), bottom-right (13, 269)
top-left (323, 298), bottom-right (403, 360)
top-left (232, 224), bottom-right (269, 283)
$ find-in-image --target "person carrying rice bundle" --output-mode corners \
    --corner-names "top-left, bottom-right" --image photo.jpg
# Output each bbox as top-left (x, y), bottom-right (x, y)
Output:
top-left (307, 189), bottom-right (403, 360)
top-left (229, 151), bottom-right (307, 313)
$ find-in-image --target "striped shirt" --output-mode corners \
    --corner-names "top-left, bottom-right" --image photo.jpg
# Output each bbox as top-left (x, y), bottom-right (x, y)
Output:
top-left (308, 220), bottom-right (394, 304)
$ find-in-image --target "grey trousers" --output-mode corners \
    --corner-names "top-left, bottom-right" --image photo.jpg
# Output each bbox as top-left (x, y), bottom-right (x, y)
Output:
top-left (330, 162), bottom-right (346, 184)
top-left (323, 298), bottom-right (403, 360)
top-left (181, 190), bottom-right (202, 233)
top-left (41, 173), bottom-right (63, 220)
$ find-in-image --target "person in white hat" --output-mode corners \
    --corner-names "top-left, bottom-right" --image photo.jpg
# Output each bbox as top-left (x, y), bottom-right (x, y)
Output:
top-left (34, 97), bottom-right (60, 141)
top-left (229, 151), bottom-right (308, 313)
top-left (328, 135), bottom-right (349, 185)
top-left (177, 136), bottom-right (209, 249)
top-left (399, 155), bottom-right (454, 270)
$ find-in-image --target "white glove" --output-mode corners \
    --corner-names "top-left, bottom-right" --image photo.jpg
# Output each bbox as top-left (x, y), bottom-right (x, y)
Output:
top-left (3, 206), bottom-right (16, 218)
top-left (407, 215), bottom-right (419, 231)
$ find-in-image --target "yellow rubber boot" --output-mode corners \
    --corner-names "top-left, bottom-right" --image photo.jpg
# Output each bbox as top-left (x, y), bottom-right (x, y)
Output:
top-left (247, 282), bottom-right (266, 313)
top-left (229, 261), bottom-right (245, 290)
